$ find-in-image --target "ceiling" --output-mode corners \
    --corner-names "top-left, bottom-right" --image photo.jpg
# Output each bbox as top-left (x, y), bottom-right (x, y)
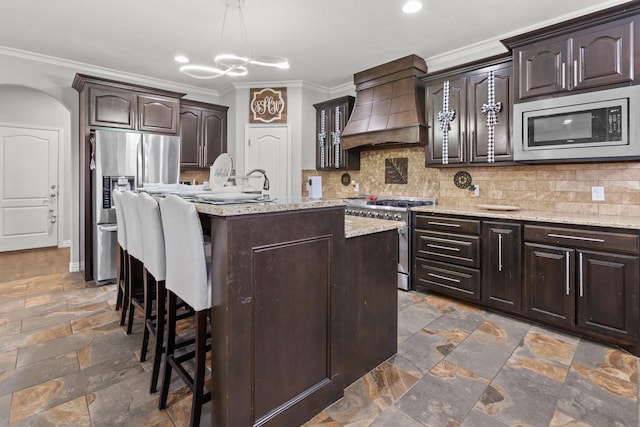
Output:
top-left (0, 0), bottom-right (633, 95)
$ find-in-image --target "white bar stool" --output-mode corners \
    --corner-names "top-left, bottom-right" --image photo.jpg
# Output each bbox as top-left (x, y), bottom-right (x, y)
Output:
top-left (136, 192), bottom-right (167, 393)
top-left (112, 190), bottom-right (128, 324)
top-left (158, 194), bottom-right (211, 427)
top-left (119, 190), bottom-right (145, 335)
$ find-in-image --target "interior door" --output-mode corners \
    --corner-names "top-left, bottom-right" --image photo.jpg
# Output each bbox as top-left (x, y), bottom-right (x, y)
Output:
top-left (245, 125), bottom-right (290, 202)
top-left (0, 126), bottom-right (59, 252)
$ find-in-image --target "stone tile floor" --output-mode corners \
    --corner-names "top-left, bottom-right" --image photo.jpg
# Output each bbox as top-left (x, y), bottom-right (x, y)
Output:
top-left (1, 248), bottom-right (639, 426)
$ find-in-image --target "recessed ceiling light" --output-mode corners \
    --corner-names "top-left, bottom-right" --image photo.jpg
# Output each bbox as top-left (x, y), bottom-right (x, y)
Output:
top-left (174, 55), bottom-right (189, 64)
top-left (402, 0), bottom-right (422, 14)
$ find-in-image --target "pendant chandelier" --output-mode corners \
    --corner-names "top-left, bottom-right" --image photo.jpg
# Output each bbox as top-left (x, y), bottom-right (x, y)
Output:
top-left (180, 0), bottom-right (290, 79)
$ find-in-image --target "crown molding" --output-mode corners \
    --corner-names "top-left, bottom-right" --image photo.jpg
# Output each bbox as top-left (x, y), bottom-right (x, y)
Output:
top-left (0, 45), bottom-right (221, 99)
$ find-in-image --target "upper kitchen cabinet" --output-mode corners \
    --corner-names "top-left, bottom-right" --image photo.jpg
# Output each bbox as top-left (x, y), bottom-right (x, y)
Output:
top-left (74, 74), bottom-right (185, 135)
top-left (179, 100), bottom-right (228, 169)
top-left (137, 94), bottom-right (180, 134)
top-left (313, 96), bottom-right (358, 170)
top-left (503, 3), bottom-right (640, 101)
top-left (89, 87), bottom-right (136, 129)
top-left (424, 55), bottom-right (512, 167)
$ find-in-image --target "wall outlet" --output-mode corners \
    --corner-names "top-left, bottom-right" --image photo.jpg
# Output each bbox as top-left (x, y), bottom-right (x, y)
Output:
top-left (592, 186), bottom-right (605, 201)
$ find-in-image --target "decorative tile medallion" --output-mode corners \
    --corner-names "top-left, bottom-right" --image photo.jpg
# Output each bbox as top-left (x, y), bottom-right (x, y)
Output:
top-left (385, 157), bottom-right (408, 184)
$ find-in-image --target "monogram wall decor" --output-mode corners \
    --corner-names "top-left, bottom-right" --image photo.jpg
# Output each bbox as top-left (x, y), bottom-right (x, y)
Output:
top-left (249, 87), bottom-right (287, 123)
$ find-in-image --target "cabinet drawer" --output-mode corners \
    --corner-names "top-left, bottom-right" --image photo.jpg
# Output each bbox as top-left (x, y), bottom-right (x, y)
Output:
top-left (415, 230), bottom-right (480, 268)
top-left (524, 225), bottom-right (639, 254)
top-left (414, 259), bottom-right (480, 301)
top-left (415, 215), bottom-right (481, 235)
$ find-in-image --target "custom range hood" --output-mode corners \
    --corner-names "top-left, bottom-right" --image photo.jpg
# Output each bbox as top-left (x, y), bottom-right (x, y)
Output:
top-left (341, 54), bottom-right (428, 150)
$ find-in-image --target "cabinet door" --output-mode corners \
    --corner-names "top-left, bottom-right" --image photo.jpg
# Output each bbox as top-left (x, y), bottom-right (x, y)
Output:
top-left (314, 98), bottom-right (358, 170)
top-left (482, 222), bottom-right (522, 313)
top-left (516, 38), bottom-right (569, 99)
top-left (468, 64), bottom-right (513, 163)
top-left (179, 107), bottom-right (202, 168)
top-left (524, 243), bottom-right (575, 326)
top-left (573, 21), bottom-right (634, 90)
top-left (202, 109), bottom-right (227, 167)
top-left (426, 76), bottom-right (466, 165)
top-left (577, 250), bottom-right (638, 340)
top-left (137, 94), bottom-right (180, 134)
top-left (89, 87), bottom-right (135, 129)
top-left (315, 106), bottom-right (332, 169)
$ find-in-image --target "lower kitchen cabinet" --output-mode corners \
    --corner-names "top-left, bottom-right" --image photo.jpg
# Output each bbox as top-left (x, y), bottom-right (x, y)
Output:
top-left (482, 221), bottom-right (522, 313)
top-left (412, 212), bottom-right (640, 354)
top-left (524, 224), bottom-right (639, 345)
top-left (576, 250), bottom-right (638, 340)
top-left (524, 242), bottom-right (575, 326)
top-left (413, 214), bottom-right (481, 302)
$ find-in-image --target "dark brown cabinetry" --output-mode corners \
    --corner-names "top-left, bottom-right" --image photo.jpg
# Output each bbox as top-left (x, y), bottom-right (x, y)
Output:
top-left (207, 206), bottom-right (346, 426)
top-left (482, 221), bottom-right (522, 313)
top-left (524, 242), bottom-right (575, 326)
top-left (424, 56), bottom-right (512, 166)
top-left (344, 230), bottom-right (398, 386)
top-left (137, 94), bottom-right (180, 134)
top-left (524, 224), bottom-right (639, 344)
top-left (179, 100), bottom-right (228, 168)
top-left (503, 5), bottom-right (640, 101)
top-left (413, 214), bottom-right (481, 302)
top-left (411, 211), bottom-right (640, 354)
top-left (88, 87), bottom-right (180, 134)
top-left (89, 87), bottom-right (136, 129)
top-left (313, 96), bottom-right (359, 170)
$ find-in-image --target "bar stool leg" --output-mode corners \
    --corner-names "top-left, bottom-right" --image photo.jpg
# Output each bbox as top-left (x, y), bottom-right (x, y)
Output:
top-left (159, 291), bottom-right (177, 410)
top-left (149, 280), bottom-right (166, 393)
top-left (191, 310), bottom-right (208, 427)
top-left (140, 270), bottom-right (154, 362)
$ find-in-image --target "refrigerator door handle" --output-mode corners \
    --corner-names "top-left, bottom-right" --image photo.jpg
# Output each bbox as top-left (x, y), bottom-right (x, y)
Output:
top-left (136, 137), bottom-right (143, 188)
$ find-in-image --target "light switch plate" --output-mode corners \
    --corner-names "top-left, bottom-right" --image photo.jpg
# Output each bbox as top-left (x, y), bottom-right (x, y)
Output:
top-left (592, 186), bottom-right (605, 201)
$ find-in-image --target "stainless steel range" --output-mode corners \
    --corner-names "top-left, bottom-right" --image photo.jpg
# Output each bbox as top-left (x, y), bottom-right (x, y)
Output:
top-left (346, 197), bottom-right (436, 290)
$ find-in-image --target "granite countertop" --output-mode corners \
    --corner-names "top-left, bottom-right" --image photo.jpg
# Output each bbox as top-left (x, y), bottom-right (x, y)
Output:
top-left (412, 205), bottom-right (640, 230)
top-left (345, 216), bottom-right (406, 239)
top-left (193, 197), bottom-right (346, 216)
top-left (192, 196), bottom-right (405, 238)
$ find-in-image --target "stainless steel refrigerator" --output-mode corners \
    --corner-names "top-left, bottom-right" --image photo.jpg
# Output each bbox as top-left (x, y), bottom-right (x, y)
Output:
top-left (92, 129), bottom-right (180, 284)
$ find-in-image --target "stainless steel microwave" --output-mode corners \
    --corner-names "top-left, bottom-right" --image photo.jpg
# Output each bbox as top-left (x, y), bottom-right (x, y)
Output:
top-left (513, 86), bottom-right (640, 163)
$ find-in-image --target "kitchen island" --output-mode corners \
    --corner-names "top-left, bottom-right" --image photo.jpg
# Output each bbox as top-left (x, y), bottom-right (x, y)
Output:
top-left (194, 198), bottom-right (402, 427)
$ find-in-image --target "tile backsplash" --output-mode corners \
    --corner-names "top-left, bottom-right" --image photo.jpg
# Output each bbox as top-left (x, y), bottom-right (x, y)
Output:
top-left (303, 147), bottom-right (640, 216)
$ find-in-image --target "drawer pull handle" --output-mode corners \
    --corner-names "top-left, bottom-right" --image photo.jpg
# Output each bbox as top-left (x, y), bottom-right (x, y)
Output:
top-left (427, 272), bottom-right (461, 283)
top-left (427, 221), bottom-right (461, 228)
top-left (427, 244), bottom-right (460, 252)
top-left (547, 233), bottom-right (605, 243)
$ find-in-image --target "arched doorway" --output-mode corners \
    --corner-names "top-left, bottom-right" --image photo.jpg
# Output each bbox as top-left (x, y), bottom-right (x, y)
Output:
top-left (0, 86), bottom-right (72, 268)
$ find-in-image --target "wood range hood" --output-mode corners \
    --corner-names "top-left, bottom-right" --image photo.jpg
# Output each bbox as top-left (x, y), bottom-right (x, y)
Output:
top-left (341, 54), bottom-right (428, 150)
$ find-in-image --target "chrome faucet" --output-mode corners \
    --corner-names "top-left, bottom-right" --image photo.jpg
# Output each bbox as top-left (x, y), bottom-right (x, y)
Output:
top-left (246, 169), bottom-right (270, 191)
